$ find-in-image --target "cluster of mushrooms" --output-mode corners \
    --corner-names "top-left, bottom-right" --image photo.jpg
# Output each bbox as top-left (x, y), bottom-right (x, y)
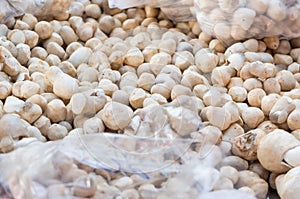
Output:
top-left (0, 0), bottom-right (299, 198)
top-left (195, 0), bottom-right (300, 45)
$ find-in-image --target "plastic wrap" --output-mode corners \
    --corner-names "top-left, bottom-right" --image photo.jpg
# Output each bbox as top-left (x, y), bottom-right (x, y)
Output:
top-left (194, 0), bottom-right (300, 45)
top-left (0, 1), bottom-right (23, 24)
top-left (108, 0), bottom-right (195, 22)
top-left (10, 0), bottom-right (71, 18)
top-left (0, 101), bottom-right (257, 199)
top-left (108, 0), bottom-right (150, 9)
top-left (0, 0), bottom-right (71, 23)
top-left (109, 0), bottom-right (300, 44)
top-left (0, 133), bottom-right (193, 198)
top-left (0, 102), bottom-right (200, 198)
top-left (0, 134), bottom-right (257, 199)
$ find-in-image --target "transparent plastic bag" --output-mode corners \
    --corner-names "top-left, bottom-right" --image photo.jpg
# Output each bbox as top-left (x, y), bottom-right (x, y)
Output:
top-left (0, 102), bottom-right (257, 198)
top-left (11, 0), bottom-right (71, 19)
top-left (108, 0), bottom-right (195, 22)
top-left (0, 134), bottom-right (257, 199)
top-left (0, 133), bottom-right (194, 198)
top-left (0, 1), bottom-right (24, 24)
top-left (0, 0), bottom-right (71, 23)
top-left (108, 0), bottom-right (150, 9)
top-left (0, 101), bottom-right (203, 198)
top-left (194, 0), bottom-right (300, 45)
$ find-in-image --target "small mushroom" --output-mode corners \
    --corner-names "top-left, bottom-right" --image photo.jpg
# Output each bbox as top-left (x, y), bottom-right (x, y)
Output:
top-left (257, 129), bottom-right (300, 173)
top-left (232, 8), bottom-right (256, 31)
top-left (269, 96), bottom-right (295, 124)
top-left (232, 129), bottom-right (266, 161)
top-left (101, 101), bottom-right (133, 131)
top-left (276, 166), bottom-right (300, 199)
top-left (236, 170), bottom-right (268, 199)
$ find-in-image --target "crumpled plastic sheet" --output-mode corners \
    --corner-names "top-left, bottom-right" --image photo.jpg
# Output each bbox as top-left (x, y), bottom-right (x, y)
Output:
top-left (0, 132), bottom-right (256, 199)
top-left (0, 99), bottom-right (259, 198)
top-left (0, 0), bottom-right (72, 23)
top-left (193, 0), bottom-right (300, 45)
top-left (108, 0), bottom-right (195, 22)
top-left (0, 132), bottom-right (192, 198)
top-left (0, 0), bottom-right (23, 24)
top-left (109, 0), bottom-right (300, 44)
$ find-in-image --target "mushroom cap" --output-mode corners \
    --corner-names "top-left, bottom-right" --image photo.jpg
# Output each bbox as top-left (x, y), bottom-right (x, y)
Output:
top-left (257, 129), bottom-right (300, 173)
top-left (276, 166), bottom-right (300, 199)
top-left (232, 129), bottom-right (266, 161)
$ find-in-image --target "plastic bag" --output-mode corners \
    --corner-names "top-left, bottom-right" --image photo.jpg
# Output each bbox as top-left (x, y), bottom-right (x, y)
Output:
top-left (0, 133), bottom-right (258, 199)
top-left (10, 0), bottom-right (71, 18)
top-left (0, 101), bottom-right (256, 198)
top-left (0, 133), bottom-right (194, 198)
top-left (0, 0), bottom-right (71, 23)
top-left (109, 0), bottom-right (300, 44)
top-left (148, 143), bottom-right (257, 199)
top-left (0, 101), bottom-right (203, 198)
top-left (108, 0), bottom-right (150, 9)
top-left (0, 1), bottom-right (23, 24)
top-left (193, 0), bottom-right (300, 45)
top-left (108, 0), bottom-right (195, 22)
